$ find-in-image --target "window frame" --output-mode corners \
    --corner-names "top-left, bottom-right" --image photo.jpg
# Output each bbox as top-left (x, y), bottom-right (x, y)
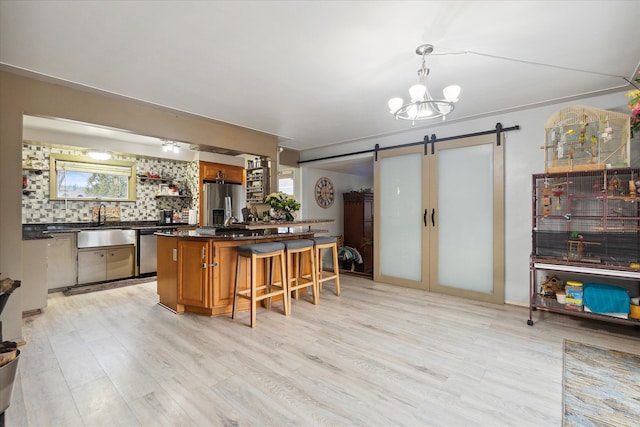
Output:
top-left (49, 153), bottom-right (136, 201)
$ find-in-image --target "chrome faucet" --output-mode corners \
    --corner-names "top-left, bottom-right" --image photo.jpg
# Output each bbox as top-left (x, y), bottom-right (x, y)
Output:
top-left (97, 204), bottom-right (106, 226)
top-left (224, 216), bottom-right (238, 227)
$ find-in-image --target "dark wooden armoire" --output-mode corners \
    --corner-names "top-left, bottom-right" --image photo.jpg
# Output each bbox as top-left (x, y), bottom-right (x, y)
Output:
top-left (342, 192), bottom-right (373, 275)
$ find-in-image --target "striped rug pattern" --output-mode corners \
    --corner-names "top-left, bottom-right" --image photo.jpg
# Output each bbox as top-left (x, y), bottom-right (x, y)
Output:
top-left (563, 340), bottom-right (640, 426)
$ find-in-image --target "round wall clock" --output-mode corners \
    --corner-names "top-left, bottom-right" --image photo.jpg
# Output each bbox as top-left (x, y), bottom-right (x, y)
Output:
top-left (315, 177), bottom-right (335, 208)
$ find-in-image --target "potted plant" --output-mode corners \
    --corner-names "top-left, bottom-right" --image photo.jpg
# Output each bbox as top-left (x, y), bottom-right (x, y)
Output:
top-left (265, 192), bottom-right (300, 221)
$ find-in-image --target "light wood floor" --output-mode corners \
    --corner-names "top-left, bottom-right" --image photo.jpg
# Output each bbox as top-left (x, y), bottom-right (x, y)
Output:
top-left (5, 276), bottom-right (640, 426)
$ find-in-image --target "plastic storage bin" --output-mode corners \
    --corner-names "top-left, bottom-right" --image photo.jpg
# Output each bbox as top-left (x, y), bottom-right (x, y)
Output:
top-left (565, 281), bottom-right (584, 311)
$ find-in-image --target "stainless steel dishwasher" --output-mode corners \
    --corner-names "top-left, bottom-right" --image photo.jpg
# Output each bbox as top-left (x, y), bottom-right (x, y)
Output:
top-left (138, 229), bottom-right (158, 275)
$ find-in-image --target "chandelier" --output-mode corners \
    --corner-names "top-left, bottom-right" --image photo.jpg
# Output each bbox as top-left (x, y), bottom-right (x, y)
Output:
top-left (388, 44), bottom-right (461, 123)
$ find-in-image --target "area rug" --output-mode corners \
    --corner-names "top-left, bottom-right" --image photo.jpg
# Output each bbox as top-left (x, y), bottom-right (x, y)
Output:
top-left (563, 340), bottom-right (640, 426)
top-left (63, 276), bottom-right (156, 296)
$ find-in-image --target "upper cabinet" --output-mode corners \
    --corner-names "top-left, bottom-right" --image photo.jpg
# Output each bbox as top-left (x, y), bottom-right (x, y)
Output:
top-left (198, 161), bottom-right (246, 225)
top-left (200, 161), bottom-right (245, 185)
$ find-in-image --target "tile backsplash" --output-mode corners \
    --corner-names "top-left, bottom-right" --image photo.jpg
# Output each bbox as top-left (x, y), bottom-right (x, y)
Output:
top-left (22, 141), bottom-right (199, 224)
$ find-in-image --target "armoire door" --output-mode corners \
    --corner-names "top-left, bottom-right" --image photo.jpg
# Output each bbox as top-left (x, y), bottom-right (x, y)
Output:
top-left (374, 133), bottom-right (504, 303)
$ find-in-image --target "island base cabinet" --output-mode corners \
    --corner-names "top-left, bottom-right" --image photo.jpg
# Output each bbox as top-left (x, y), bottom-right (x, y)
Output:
top-left (177, 239), bottom-right (211, 309)
top-left (157, 236), bottom-right (182, 313)
top-left (158, 234), bottom-right (313, 316)
top-left (212, 241), bottom-right (247, 312)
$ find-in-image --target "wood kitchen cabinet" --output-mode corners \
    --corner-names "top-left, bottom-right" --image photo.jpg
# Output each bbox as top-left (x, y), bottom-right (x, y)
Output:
top-left (212, 240), bottom-right (241, 309)
top-left (199, 161), bottom-right (245, 184)
top-left (157, 235), bottom-right (182, 312)
top-left (176, 238), bottom-right (254, 315)
top-left (211, 240), bottom-right (254, 312)
top-left (343, 192), bottom-right (374, 275)
top-left (177, 239), bottom-right (211, 309)
top-left (77, 245), bottom-right (134, 284)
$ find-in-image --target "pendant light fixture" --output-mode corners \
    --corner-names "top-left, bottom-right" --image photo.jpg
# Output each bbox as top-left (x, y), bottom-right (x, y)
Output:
top-left (162, 139), bottom-right (180, 153)
top-left (388, 44), bottom-right (461, 124)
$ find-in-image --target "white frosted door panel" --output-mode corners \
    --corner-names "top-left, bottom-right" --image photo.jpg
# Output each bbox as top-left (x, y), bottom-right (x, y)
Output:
top-left (379, 153), bottom-right (422, 280)
top-left (437, 144), bottom-right (494, 293)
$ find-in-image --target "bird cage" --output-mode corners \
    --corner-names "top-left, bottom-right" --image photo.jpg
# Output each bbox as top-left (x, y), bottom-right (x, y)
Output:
top-left (543, 105), bottom-right (630, 173)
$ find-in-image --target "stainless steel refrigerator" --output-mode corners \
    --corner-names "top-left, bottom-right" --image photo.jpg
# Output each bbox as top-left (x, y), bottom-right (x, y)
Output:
top-left (202, 182), bottom-right (245, 226)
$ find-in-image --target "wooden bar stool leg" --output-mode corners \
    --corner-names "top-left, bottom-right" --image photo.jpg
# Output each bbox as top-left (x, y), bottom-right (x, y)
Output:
top-left (232, 254), bottom-right (242, 319)
top-left (331, 243), bottom-right (340, 296)
top-left (293, 252), bottom-right (301, 300)
top-left (316, 246), bottom-right (323, 292)
top-left (250, 253), bottom-right (258, 328)
top-left (310, 247), bottom-right (319, 305)
top-left (263, 257), bottom-right (272, 309)
top-left (280, 250), bottom-right (289, 315)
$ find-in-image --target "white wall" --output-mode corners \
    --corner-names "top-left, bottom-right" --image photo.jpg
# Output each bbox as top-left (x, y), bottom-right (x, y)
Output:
top-left (300, 91), bottom-right (632, 305)
top-left (299, 167), bottom-right (372, 239)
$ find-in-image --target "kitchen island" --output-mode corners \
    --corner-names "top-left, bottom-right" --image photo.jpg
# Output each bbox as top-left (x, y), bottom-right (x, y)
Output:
top-left (156, 220), bottom-right (334, 316)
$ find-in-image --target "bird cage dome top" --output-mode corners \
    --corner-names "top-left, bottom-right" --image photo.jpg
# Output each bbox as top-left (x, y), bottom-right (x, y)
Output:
top-left (545, 105), bottom-right (629, 129)
top-left (543, 105), bottom-right (631, 173)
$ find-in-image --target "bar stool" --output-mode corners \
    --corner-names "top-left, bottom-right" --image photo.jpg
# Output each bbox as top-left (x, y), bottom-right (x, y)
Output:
top-left (312, 236), bottom-right (340, 296)
top-left (282, 239), bottom-right (318, 307)
top-left (232, 242), bottom-right (288, 328)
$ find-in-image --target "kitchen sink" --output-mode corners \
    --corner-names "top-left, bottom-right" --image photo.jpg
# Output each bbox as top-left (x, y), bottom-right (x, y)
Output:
top-left (77, 229), bottom-right (136, 248)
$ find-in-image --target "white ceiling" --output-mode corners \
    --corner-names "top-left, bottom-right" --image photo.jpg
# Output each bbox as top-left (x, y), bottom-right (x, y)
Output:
top-left (2, 1), bottom-right (639, 159)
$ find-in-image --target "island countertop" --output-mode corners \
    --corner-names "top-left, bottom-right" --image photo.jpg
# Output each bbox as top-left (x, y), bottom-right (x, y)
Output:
top-left (156, 227), bottom-right (328, 241)
top-left (155, 219), bottom-right (335, 240)
top-left (232, 219), bottom-right (335, 230)
top-left (156, 223), bottom-right (328, 316)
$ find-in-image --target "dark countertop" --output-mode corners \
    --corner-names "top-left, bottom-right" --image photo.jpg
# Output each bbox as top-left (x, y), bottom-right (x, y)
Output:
top-left (233, 219), bottom-right (335, 230)
top-left (156, 228), bottom-right (324, 241)
top-left (22, 221), bottom-right (195, 240)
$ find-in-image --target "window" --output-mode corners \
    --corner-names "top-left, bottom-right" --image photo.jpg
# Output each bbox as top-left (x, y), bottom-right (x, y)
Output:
top-left (49, 154), bottom-right (136, 201)
top-left (278, 168), bottom-right (295, 195)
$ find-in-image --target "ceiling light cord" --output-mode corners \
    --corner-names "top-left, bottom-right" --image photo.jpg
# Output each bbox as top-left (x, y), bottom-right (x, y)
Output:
top-left (441, 47), bottom-right (630, 82)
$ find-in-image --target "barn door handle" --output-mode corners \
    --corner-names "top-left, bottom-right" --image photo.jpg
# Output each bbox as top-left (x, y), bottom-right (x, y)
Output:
top-left (431, 208), bottom-right (435, 227)
top-left (423, 209), bottom-right (427, 227)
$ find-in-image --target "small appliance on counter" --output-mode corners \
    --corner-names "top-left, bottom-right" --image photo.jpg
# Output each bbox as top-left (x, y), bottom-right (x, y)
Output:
top-left (159, 210), bottom-right (173, 224)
